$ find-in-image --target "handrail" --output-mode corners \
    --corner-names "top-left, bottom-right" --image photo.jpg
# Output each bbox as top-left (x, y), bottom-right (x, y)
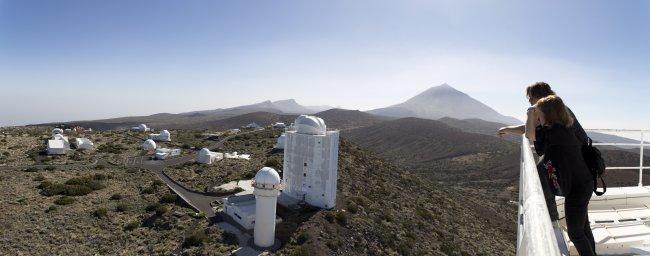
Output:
top-left (517, 136), bottom-right (562, 256)
top-left (585, 129), bottom-right (646, 186)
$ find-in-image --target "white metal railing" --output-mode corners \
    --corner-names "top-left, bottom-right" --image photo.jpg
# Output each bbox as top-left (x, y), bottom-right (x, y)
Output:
top-left (517, 136), bottom-right (563, 256)
top-left (517, 129), bottom-right (648, 255)
top-left (586, 129), bottom-right (648, 186)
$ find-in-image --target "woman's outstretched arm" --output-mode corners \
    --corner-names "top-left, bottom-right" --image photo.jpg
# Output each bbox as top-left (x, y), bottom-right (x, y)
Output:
top-left (524, 107), bottom-right (539, 141)
top-left (497, 124), bottom-right (525, 137)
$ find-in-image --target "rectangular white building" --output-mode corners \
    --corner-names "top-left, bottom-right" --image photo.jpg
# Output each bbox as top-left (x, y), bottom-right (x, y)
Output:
top-left (222, 194), bottom-right (257, 229)
top-left (282, 115), bottom-right (339, 209)
top-left (47, 140), bottom-right (67, 155)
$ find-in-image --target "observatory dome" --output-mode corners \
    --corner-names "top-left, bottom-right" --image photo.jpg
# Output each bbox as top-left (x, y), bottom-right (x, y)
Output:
top-left (199, 148), bottom-right (211, 156)
top-left (52, 128), bottom-right (64, 135)
top-left (139, 124), bottom-right (148, 130)
top-left (160, 130), bottom-right (170, 136)
top-left (142, 139), bottom-right (156, 150)
top-left (294, 115), bottom-right (326, 135)
top-left (254, 167), bottom-right (281, 189)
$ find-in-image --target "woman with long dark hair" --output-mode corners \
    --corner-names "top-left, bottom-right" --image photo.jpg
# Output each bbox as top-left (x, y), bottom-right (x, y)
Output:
top-left (530, 95), bottom-right (596, 256)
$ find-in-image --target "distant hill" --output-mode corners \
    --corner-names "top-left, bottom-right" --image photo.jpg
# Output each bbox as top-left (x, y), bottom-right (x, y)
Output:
top-left (313, 109), bottom-right (389, 130)
top-left (183, 99), bottom-right (332, 116)
top-left (344, 117), bottom-right (520, 183)
top-left (368, 84), bottom-right (521, 125)
top-left (190, 109), bottom-right (387, 131)
top-left (195, 112), bottom-right (297, 130)
top-left (438, 117), bottom-right (506, 137)
top-left (34, 99), bottom-right (333, 131)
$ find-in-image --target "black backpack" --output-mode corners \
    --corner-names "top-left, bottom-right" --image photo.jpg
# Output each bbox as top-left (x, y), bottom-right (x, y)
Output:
top-left (582, 137), bottom-right (606, 196)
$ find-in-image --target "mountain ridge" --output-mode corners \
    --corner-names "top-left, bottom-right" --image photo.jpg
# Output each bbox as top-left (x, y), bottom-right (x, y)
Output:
top-left (368, 83), bottom-right (522, 125)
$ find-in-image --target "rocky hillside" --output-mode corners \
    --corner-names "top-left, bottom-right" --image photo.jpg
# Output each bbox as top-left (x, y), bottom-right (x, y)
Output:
top-left (276, 140), bottom-right (516, 256)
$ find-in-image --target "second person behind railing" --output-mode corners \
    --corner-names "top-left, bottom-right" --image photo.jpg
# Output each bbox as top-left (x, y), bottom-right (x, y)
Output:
top-left (498, 82), bottom-right (589, 221)
top-left (497, 82), bottom-right (596, 255)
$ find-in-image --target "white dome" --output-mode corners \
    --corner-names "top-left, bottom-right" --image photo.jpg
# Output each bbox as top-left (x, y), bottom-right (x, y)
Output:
top-left (160, 130), bottom-right (170, 136)
top-left (294, 115), bottom-right (326, 135)
top-left (142, 139), bottom-right (156, 150)
top-left (52, 128), bottom-right (63, 135)
top-left (254, 167), bottom-right (281, 186)
top-left (199, 148), bottom-right (211, 156)
top-left (139, 124), bottom-right (148, 130)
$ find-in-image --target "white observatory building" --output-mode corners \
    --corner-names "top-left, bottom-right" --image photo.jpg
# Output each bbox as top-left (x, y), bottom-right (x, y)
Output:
top-left (148, 129), bottom-right (171, 142)
top-left (196, 148), bottom-right (223, 164)
top-left (253, 167), bottom-right (282, 248)
top-left (47, 130), bottom-right (70, 155)
top-left (282, 115), bottom-right (339, 209)
top-left (74, 138), bottom-right (94, 150)
top-left (275, 133), bottom-right (286, 149)
top-left (142, 139), bottom-right (157, 151)
top-left (51, 128), bottom-right (64, 136)
top-left (131, 124), bottom-right (150, 132)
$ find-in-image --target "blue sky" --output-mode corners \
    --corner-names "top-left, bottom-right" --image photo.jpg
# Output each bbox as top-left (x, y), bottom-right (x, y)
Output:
top-left (1, 0), bottom-right (649, 130)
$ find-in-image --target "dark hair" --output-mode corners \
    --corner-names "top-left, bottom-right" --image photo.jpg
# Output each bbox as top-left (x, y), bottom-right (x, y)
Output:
top-left (526, 82), bottom-right (556, 99)
top-left (536, 95), bottom-right (574, 128)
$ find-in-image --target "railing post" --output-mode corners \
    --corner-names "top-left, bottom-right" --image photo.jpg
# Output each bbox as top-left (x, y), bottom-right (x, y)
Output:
top-left (640, 132), bottom-right (645, 187)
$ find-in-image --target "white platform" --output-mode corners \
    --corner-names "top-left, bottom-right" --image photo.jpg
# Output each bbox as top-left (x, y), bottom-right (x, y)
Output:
top-left (557, 186), bottom-right (650, 255)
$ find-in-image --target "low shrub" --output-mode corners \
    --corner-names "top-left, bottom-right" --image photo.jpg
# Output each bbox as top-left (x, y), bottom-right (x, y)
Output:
top-left (152, 179), bottom-right (164, 187)
top-left (296, 232), bottom-right (310, 245)
top-left (115, 203), bottom-right (130, 212)
top-left (183, 230), bottom-right (206, 247)
top-left (347, 201), bottom-right (359, 214)
top-left (124, 221), bottom-right (140, 231)
top-left (33, 174), bottom-right (45, 181)
top-left (335, 211), bottom-right (348, 226)
top-left (325, 211), bottom-right (335, 223)
top-left (145, 202), bottom-right (168, 215)
top-left (54, 196), bottom-right (75, 205)
top-left (45, 205), bottom-right (58, 213)
top-left (141, 187), bottom-right (155, 194)
top-left (160, 193), bottom-right (177, 204)
top-left (189, 211), bottom-right (205, 219)
top-left (93, 208), bottom-right (108, 218)
top-left (109, 194), bottom-right (123, 200)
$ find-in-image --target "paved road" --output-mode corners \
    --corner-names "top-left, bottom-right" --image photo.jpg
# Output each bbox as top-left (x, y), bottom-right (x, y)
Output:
top-left (124, 130), bottom-right (259, 218)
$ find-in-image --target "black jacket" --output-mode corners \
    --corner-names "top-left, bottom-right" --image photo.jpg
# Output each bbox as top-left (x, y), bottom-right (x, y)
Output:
top-left (535, 124), bottom-right (593, 197)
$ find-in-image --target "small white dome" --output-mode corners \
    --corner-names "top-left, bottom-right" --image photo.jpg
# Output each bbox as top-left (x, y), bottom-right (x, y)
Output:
top-left (199, 148), bottom-right (211, 156)
top-left (52, 128), bottom-right (64, 135)
top-left (254, 167), bottom-right (281, 187)
top-left (139, 124), bottom-right (148, 130)
top-left (142, 139), bottom-right (156, 150)
top-left (294, 115), bottom-right (326, 135)
top-left (160, 130), bottom-right (170, 136)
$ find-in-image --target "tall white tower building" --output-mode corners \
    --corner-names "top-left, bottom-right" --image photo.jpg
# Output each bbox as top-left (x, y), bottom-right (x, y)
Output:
top-left (282, 115), bottom-right (339, 209)
top-left (253, 167), bottom-right (282, 248)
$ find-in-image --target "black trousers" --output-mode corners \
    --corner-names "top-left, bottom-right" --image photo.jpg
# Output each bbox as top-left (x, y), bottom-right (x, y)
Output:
top-left (565, 191), bottom-right (596, 256)
top-left (537, 164), bottom-right (596, 255)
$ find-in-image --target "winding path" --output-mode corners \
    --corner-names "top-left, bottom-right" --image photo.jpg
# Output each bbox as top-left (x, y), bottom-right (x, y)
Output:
top-left (124, 130), bottom-right (258, 218)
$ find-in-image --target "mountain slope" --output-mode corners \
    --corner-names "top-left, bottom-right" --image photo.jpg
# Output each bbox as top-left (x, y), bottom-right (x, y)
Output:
top-left (313, 109), bottom-right (388, 130)
top-left (369, 84), bottom-right (521, 125)
top-left (343, 117), bottom-right (521, 212)
top-left (276, 139), bottom-right (516, 255)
